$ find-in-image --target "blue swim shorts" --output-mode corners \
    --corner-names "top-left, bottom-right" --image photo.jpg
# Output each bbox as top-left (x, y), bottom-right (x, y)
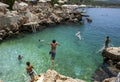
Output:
top-left (49, 51), bottom-right (56, 60)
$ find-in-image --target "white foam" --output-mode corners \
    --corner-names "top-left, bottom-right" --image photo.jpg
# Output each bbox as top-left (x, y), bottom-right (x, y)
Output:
top-left (75, 31), bottom-right (82, 40)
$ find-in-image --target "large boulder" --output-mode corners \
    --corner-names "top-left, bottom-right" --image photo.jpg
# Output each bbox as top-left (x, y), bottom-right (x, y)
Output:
top-left (43, 69), bottom-right (86, 82)
top-left (102, 47), bottom-right (120, 61)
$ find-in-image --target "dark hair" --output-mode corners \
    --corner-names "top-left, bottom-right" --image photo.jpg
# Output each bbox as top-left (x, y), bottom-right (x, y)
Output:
top-left (106, 36), bottom-right (109, 38)
top-left (52, 40), bottom-right (56, 43)
top-left (26, 62), bottom-right (30, 66)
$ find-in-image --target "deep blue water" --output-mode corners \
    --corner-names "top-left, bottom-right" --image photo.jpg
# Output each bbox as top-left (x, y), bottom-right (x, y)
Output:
top-left (0, 8), bottom-right (120, 82)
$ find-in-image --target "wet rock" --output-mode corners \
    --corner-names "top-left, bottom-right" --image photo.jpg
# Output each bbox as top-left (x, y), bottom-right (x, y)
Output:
top-left (86, 17), bottom-right (92, 23)
top-left (92, 67), bottom-right (109, 82)
top-left (92, 60), bottom-right (119, 82)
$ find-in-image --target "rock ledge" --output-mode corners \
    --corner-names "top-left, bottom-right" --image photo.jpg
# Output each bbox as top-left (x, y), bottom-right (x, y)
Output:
top-left (35, 69), bottom-right (86, 82)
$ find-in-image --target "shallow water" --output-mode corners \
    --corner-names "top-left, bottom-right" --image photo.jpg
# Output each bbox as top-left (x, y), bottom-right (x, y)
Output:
top-left (0, 8), bottom-right (120, 82)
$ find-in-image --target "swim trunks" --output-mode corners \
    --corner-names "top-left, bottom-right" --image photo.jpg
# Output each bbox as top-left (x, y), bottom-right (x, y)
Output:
top-left (49, 51), bottom-right (56, 60)
top-left (29, 71), bottom-right (34, 76)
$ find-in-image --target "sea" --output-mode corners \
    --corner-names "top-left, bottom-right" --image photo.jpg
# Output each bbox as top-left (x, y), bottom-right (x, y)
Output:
top-left (0, 8), bottom-right (120, 82)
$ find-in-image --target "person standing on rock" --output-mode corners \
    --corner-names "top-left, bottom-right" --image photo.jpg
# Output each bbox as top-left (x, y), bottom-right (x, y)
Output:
top-left (105, 36), bottom-right (110, 49)
top-left (26, 62), bottom-right (35, 82)
top-left (49, 40), bottom-right (60, 69)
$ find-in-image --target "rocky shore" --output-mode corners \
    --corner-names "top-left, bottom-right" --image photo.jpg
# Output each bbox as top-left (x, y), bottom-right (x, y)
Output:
top-left (0, 2), bottom-right (90, 82)
top-left (33, 69), bottom-right (86, 82)
top-left (92, 47), bottom-right (120, 82)
top-left (0, 1), bottom-right (85, 42)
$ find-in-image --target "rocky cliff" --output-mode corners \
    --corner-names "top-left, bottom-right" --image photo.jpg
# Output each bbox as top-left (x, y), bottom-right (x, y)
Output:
top-left (93, 47), bottom-right (120, 82)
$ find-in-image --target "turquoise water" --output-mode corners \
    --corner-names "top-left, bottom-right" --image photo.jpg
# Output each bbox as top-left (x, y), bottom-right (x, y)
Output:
top-left (0, 8), bottom-right (120, 82)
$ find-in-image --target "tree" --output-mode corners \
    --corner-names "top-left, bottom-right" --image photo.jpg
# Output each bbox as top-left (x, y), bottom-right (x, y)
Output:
top-left (51, 0), bottom-right (58, 6)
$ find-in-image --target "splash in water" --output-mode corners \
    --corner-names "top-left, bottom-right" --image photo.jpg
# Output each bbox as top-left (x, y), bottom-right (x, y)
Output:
top-left (98, 44), bottom-right (105, 53)
top-left (75, 31), bottom-right (82, 40)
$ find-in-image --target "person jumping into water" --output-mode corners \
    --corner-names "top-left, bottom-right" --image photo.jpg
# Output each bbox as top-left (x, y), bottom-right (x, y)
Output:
top-left (48, 40), bottom-right (60, 69)
top-left (75, 31), bottom-right (81, 40)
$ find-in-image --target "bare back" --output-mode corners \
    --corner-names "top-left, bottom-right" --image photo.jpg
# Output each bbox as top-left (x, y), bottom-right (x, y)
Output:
top-left (51, 43), bottom-right (58, 52)
top-left (26, 65), bottom-right (33, 73)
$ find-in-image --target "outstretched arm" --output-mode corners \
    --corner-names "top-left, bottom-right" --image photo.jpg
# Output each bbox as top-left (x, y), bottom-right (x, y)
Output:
top-left (57, 42), bottom-right (60, 46)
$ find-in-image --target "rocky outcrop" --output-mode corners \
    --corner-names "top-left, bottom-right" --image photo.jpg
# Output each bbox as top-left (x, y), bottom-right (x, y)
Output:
top-left (92, 63), bottom-right (119, 82)
top-left (93, 47), bottom-right (120, 82)
top-left (0, 2), bottom-right (84, 42)
top-left (35, 69), bottom-right (86, 82)
top-left (102, 77), bottom-right (116, 82)
top-left (102, 47), bottom-right (120, 61)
